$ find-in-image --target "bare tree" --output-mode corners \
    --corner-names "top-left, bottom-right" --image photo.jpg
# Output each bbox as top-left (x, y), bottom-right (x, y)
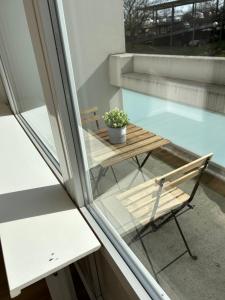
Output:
top-left (124, 0), bottom-right (151, 41)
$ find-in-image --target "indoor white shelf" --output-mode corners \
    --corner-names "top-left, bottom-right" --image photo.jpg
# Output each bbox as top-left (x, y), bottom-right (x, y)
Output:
top-left (0, 106), bottom-right (100, 298)
top-left (0, 208), bottom-right (100, 298)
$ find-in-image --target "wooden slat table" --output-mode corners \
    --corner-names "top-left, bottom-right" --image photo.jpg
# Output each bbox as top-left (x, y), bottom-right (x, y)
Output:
top-left (88, 124), bottom-right (170, 194)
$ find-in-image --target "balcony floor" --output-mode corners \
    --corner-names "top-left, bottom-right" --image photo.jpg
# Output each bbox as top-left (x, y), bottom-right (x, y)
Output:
top-left (93, 150), bottom-right (225, 300)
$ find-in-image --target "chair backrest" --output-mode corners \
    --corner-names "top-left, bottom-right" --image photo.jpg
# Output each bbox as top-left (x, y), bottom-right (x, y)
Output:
top-left (118, 153), bottom-right (213, 225)
top-left (155, 153), bottom-right (213, 190)
top-left (80, 106), bottom-right (100, 130)
top-left (149, 153), bottom-right (213, 221)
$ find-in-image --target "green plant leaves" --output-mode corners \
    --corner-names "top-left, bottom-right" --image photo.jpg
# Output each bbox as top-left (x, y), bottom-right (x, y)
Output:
top-left (103, 107), bottom-right (129, 128)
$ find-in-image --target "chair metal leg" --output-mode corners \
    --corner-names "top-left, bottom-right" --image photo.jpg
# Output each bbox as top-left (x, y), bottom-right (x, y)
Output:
top-left (93, 166), bottom-right (106, 196)
top-left (173, 214), bottom-right (197, 260)
top-left (131, 225), bottom-right (159, 282)
top-left (90, 169), bottom-right (100, 195)
top-left (110, 166), bottom-right (118, 184)
top-left (156, 250), bottom-right (188, 275)
top-left (130, 211), bottom-right (197, 277)
top-left (139, 234), bottom-right (159, 283)
top-left (130, 222), bottom-right (155, 244)
top-left (102, 167), bottom-right (109, 177)
top-left (93, 166), bottom-right (118, 196)
top-left (90, 169), bottom-right (95, 181)
top-left (136, 222), bottom-right (151, 239)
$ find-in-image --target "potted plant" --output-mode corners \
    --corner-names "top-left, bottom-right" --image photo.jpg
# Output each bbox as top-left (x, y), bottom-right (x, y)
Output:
top-left (103, 107), bottom-right (129, 144)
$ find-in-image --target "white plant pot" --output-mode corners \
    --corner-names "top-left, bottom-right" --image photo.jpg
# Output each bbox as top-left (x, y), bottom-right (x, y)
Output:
top-left (108, 126), bottom-right (127, 144)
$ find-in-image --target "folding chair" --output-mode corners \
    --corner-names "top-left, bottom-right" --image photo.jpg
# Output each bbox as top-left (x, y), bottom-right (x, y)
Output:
top-left (117, 153), bottom-right (213, 276)
top-left (81, 106), bottom-right (100, 130)
top-left (81, 106), bottom-right (118, 193)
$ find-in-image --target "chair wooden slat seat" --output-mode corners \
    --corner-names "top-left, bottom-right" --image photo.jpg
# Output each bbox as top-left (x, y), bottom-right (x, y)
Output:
top-left (118, 153), bottom-right (213, 224)
top-left (119, 176), bottom-right (190, 222)
top-left (122, 184), bottom-right (190, 224)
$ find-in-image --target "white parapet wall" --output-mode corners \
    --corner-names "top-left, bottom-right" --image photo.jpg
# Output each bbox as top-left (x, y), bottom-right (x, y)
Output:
top-left (109, 53), bottom-right (225, 113)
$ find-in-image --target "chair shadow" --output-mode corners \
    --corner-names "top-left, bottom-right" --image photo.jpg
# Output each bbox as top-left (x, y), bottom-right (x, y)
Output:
top-left (202, 184), bottom-right (225, 214)
top-left (0, 184), bottom-right (75, 224)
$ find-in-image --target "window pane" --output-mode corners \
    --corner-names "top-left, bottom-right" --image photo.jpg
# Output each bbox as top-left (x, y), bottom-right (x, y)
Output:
top-left (62, 0), bottom-right (225, 299)
top-left (125, 0), bottom-right (225, 56)
top-left (0, 0), bottom-right (58, 160)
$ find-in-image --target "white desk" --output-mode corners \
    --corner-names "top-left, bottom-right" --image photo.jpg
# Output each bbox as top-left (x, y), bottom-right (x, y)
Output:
top-left (0, 106), bottom-right (100, 298)
top-left (0, 209), bottom-right (100, 298)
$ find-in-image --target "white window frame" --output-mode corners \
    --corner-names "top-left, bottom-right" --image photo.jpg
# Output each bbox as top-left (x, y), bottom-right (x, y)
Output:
top-left (0, 0), bottom-right (61, 180)
top-left (1, 1), bottom-right (170, 299)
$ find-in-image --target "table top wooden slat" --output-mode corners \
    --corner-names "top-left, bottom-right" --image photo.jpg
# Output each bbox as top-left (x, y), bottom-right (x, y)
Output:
top-left (90, 124), bottom-right (170, 168)
top-left (89, 126), bottom-right (150, 154)
top-left (102, 139), bottom-right (170, 167)
top-left (92, 131), bottom-right (155, 157)
top-left (94, 136), bottom-right (163, 162)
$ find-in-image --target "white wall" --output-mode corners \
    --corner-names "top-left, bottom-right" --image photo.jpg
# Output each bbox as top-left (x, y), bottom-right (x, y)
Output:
top-left (62, 0), bottom-right (126, 116)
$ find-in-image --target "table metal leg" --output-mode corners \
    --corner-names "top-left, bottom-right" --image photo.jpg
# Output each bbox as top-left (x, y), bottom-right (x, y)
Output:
top-left (135, 156), bottom-right (141, 169)
top-left (135, 151), bottom-right (152, 169)
top-left (111, 166), bottom-right (118, 184)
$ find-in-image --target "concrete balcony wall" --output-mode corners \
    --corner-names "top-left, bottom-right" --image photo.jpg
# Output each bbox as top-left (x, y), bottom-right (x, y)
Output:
top-left (133, 54), bottom-right (225, 86)
top-left (109, 54), bottom-right (225, 114)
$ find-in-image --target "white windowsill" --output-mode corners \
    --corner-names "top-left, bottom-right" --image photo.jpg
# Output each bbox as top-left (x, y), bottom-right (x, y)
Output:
top-left (0, 106), bottom-right (100, 298)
